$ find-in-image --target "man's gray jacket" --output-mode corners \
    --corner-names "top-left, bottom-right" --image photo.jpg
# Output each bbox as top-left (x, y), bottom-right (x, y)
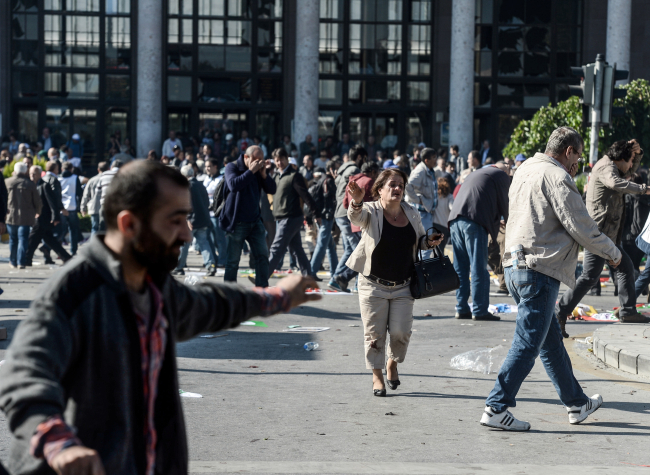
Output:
top-left (503, 153), bottom-right (621, 287)
top-left (334, 161), bottom-right (360, 219)
top-left (405, 161), bottom-right (438, 213)
top-left (0, 236), bottom-right (270, 474)
top-left (586, 152), bottom-right (646, 244)
top-left (80, 172), bottom-right (103, 215)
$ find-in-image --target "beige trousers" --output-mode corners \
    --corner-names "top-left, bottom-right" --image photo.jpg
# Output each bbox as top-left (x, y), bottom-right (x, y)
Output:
top-left (358, 275), bottom-right (415, 369)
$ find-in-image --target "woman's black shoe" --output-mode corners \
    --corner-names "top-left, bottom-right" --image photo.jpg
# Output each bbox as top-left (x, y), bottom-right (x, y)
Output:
top-left (373, 388), bottom-right (386, 397)
top-left (386, 379), bottom-right (400, 390)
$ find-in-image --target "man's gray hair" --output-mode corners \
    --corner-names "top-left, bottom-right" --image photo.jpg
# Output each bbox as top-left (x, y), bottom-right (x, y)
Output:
top-left (245, 145), bottom-right (261, 158)
top-left (545, 127), bottom-right (583, 156)
top-left (30, 165), bottom-right (42, 174)
top-left (180, 164), bottom-right (194, 178)
top-left (420, 147), bottom-right (437, 162)
top-left (14, 162), bottom-right (28, 175)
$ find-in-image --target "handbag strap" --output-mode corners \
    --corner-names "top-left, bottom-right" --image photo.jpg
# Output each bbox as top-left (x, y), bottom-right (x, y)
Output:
top-left (416, 227), bottom-right (443, 263)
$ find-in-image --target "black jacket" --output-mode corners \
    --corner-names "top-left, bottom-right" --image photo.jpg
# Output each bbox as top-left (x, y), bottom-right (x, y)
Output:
top-left (38, 174), bottom-right (64, 225)
top-left (448, 165), bottom-right (510, 240)
top-left (272, 167), bottom-right (320, 220)
top-left (187, 177), bottom-right (211, 229)
top-left (0, 236), bottom-right (268, 474)
top-left (0, 175), bottom-right (7, 224)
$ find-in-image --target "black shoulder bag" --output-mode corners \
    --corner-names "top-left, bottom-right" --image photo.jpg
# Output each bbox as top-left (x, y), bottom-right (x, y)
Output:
top-left (410, 228), bottom-right (460, 299)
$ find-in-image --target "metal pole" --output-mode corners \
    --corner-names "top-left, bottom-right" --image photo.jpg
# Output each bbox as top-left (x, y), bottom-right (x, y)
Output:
top-left (589, 54), bottom-right (605, 166)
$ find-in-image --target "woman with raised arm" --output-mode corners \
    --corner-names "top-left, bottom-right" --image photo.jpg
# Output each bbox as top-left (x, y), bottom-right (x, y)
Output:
top-left (346, 169), bottom-right (443, 397)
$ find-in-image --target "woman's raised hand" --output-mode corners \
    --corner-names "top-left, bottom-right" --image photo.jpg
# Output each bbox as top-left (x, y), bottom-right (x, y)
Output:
top-left (348, 181), bottom-right (365, 204)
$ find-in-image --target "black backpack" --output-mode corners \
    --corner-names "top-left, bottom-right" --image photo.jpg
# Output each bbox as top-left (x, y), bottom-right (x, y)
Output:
top-left (210, 177), bottom-right (229, 217)
top-left (307, 177), bottom-right (325, 215)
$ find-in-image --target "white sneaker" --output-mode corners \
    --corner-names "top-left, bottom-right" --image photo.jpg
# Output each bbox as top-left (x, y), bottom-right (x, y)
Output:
top-left (567, 394), bottom-right (602, 424)
top-left (480, 406), bottom-right (531, 431)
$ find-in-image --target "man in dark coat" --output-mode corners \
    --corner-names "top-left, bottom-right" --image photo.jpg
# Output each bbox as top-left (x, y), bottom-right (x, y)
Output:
top-left (0, 160), bottom-right (318, 475)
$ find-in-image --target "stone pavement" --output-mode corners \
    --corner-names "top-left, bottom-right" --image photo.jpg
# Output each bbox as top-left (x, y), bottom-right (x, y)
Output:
top-left (593, 324), bottom-right (650, 376)
top-left (0, 242), bottom-right (649, 474)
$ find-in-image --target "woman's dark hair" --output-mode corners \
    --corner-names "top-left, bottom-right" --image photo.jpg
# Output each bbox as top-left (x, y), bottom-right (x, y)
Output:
top-left (607, 140), bottom-right (635, 162)
top-left (371, 168), bottom-right (409, 199)
top-left (104, 161), bottom-right (189, 230)
top-left (437, 177), bottom-right (451, 197)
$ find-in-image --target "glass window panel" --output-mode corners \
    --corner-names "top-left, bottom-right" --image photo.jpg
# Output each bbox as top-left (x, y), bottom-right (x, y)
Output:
top-left (12, 13), bottom-right (39, 41)
top-left (66, 73), bottom-right (99, 99)
top-left (259, 0), bottom-right (282, 18)
top-left (475, 51), bottom-right (492, 76)
top-left (13, 39), bottom-right (39, 66)
top-left (523, 84), bottom-right (549, 108)
top-left (168, 45), bottom-right (193, 70)
top-left (72, 109), bottom-right (97, 159)
top-left (169, 0), bottom-right (179, 15)
top-left (17, 110), bottom-right (39, 145)
top-left (258, 47), bottom-right (282, 72)
top-left (496, 82), bottom-right (523, 107)
top-left (258, 20), bottom-right (282, 47)
top-left (555, 83), bottom-right (571, 103)
top-left (523, 52), bottom-right (548, 77)
top-left (44, 72), bottom-right (62, 96)
top-left (199, 0), bottom-right (226, 16)
top-left (227, 20), bottom-right (251, 45)
top-left (106, 16), bottom-right (131, 68)
top-left (106, 0), bottom-right (130, 14)
top-left (106, 75), bottom-right (131, 100)
top-left (182, 0), bottom-right (193, 15)
top-left (318, 111), bottom-right (342, 141)
top-left (13, 71), bottom-right (39, 98)
top-left (65, 15), bottom-right (100, 68)
top-left (168, 76), bottom-right (192, 102)
top-left (348, 80), bottom-right (400, 104)
top-left (198, 45), bottom-right (225, 70)
top-left (497, 52), bottom-right (522, 76)
top-left (525, 26), bottom-right (549, 52)
top-left (198, 78), bottom-right (251, 102)
top-left (319, 79), bottom-right (342, 105)
top-left (475, 26), bottom-right (492, 51)
top-left (498, 26), bottom-right (523, 51)
top-left (556, 52), bottom-right (579, 78)
top-left (475, 0), bottom-right (493, 23)
top-left (256, 111), bottom-right (279, 152)
top-left (408, 24), bottom-right (430, 75)
top-left (46, 107), bottom-right (71, 145)
top-left (168, 19), bottom-right (179, 43)
top-left (376, 0), bottom-right (402, 21)
top-left (408, 81), bottom-right (430, 105)
top-left (411, 0), bottom-right (431, 22)
top-left (319, 22), bottom-right (342, 73)
top-left (168, 111), bottom-right (190, 138)
top-left (320, 0), bottom-right (343, 19)
top-left (15, 0), bottom-right (40, 11)
top-left (105, 108), bottom-right (130, 157)
top-left (228, 0), bottom-right (251, 17)
top-left (66, 0), bottom-right (100, 11)
top-left (525, 0), bottom-right (551, 24)
top-left (182, 19), bottom-right (193, 43)
top-left (474, 82), bottom-right (491, 107)
top-left (498, 0), bottom-right (523, 25)
top-left (557, 26), bottom-right (580, 52)
top-left (258, 78), bottom-right (282, 102)
top-left (198, 19), bottom-right (224, 44)
top-left (45, 0), bottom-right (62, 9)
top-left (498, 114), bottom-right (525, 149)
top-left (557, 1), bottom-right (582, 25)
top-left (225, 46), bottom-right (251, 71)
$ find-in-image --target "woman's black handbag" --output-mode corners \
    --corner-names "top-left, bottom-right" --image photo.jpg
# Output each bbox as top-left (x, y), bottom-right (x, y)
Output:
top-left (410, 230), bottom-right (460, 299)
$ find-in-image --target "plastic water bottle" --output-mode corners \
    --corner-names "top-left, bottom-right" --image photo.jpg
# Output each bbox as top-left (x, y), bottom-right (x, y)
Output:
top-left (184, 275), bottom-right (200, 286)
top-left (304, 342), bottom-right (319, 351)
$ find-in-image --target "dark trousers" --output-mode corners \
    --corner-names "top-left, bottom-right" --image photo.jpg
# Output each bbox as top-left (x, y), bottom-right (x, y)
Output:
top-left (224, 220), bottom-right (270, 287)
top-left (487, 226), bottom-right (507, 291)
top-left (26, 220), bottom-right (72, 264)
top-left (267, 216), bottom-right (313, 278)
top-left (557, 246), bottom-right (637, 318)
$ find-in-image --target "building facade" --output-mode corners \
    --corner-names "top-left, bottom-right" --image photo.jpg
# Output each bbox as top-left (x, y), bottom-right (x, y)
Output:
top-left (1, 0), bottom-right (647, 166)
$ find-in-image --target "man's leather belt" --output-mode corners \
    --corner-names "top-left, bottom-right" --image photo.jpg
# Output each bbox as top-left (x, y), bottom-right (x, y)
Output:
top-left (366, 274), bottom-right (411, 287)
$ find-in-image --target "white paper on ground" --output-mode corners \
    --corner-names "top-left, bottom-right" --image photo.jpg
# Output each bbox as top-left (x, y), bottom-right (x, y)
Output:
top-left (284, 327), bottom-right (330, 332)
top-left (179, 391), bottom-right (203, 398)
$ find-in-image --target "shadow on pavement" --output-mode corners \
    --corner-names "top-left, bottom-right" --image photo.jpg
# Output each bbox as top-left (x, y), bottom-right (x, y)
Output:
top-left (0, 320), bottom-right (24, 349)
top-left (0, 300), bottom-right (32, 309)
top-left (287, 305), bottom-right (360, 321)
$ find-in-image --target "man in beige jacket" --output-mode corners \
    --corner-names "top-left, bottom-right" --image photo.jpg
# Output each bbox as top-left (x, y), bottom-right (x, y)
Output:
top-left (556, 139), bottom-right (650, 329)
top-left (481, 127), bottom-right (620, 432)
top-left (5, 162), bottom-right (41, 268)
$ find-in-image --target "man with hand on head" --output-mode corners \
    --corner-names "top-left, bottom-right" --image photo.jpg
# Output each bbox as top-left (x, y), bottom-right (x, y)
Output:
top-left (0, 160), bottom-right (319, 475)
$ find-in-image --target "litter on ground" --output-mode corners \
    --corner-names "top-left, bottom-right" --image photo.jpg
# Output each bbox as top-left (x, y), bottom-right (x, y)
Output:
top-left (241, 321), bottom-right (268, 327)
top-left (450, 346), bottom-right (507, 375)
top-left (179, 390), bottom-right (202, 398)
top-left (488, 304), bottom-right (517, 314)
top-left (284, 327), bottom-right (330, 333)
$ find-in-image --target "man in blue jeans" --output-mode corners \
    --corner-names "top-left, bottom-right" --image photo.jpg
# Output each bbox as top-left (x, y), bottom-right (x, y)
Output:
top-left (173, 165), bottom-right (218, 276)
top-left (405, 147), bottom-right (438, 259)
top-left (448, 164), bottom-right (510, 321)
top-left (481, 127), bottom-right (620, 431)
top-left (310, 165), bottom-right (339, 277)
top-left (203, 158), bottom-right (228, 267)
top-left (220, 146), bottom-right (276, 287)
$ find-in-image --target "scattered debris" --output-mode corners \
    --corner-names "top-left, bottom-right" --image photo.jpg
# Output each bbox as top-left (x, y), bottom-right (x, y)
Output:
top-left (423, 313), bottom-right (432, 317)
top-left (348, 324), bottom-right (359, 327)
top-left (287, 325), bottom-right (301, 329)
top-left (385, 412), bottom-right (396, 416)
top-left (184, 276), bottom-right (200, 286)
top-left (488, 304), bottom-right (517, 314)
top-left (450, 346), bottom-right (507, 374)
top-left (179, 390), bottom-right (202, 398)
top-left (241, 321), bottom-right (268, 327)
top-left (285, 327), bottom-right (330, 332)
top-left (248, 366), bottom-right (258, 368)
top-left (200, 333), bottom-right (228, 339)
top-left (304, 342), bottom-right (319, 351)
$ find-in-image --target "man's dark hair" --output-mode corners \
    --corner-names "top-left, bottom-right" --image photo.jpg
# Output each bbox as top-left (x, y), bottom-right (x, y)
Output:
top-left (98, 161), bottom-right (109, 172)
top-left (545, 126), bottom-right (583, 156)
top-left (421, 147), bottom-right (437, 162)
top-left (349, 145), bottom-right (368, 165)
top-left (272, 147), bottom-right (288, 159)
top-left (208, 158), bottom-right (220, 167)
top-left (103, 161), bottom-right (189, 231)
top-left (606, 140), bottom-right (635, 162)
top-left (451, 145), bottom-right (459, 153)
top-left (361, 162), bottom-right (380, 175)
top-left (326, 160), bottom-right (340, 173)
top-left (469, 150), bottom-right (480, 163)
top-left (62, 161), bottom-right (74, 171)
top-left (112, 159), bottom-right (124, 169)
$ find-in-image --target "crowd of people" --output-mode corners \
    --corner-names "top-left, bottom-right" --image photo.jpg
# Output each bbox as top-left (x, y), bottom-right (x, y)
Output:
top-left (0, 123), bottom-right (649, 472)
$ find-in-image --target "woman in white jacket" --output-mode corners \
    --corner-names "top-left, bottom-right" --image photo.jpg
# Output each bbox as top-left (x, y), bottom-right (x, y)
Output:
top-left (346, 169), bottom-right (442, 396)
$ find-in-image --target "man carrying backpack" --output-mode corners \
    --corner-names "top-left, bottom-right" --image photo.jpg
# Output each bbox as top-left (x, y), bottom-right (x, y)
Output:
top-left (310, 165), bottom-right (338, 277)
top-left (220, 146), bottom-right (276, 287)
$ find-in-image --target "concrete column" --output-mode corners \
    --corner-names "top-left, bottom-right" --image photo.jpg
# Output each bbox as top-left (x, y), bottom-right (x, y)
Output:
top-left (448, 0), bottom-right (475, 159)
top-left (606, 0), bottom-right (632, 83)
top-left (136, 0), bottom-right (163, 157)
top-left (293, 0), bottom-right (319, 148)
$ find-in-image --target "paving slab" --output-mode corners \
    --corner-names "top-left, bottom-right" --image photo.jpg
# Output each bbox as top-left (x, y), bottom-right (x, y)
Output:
top-left (592, 324), bottom-right (650, 376)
